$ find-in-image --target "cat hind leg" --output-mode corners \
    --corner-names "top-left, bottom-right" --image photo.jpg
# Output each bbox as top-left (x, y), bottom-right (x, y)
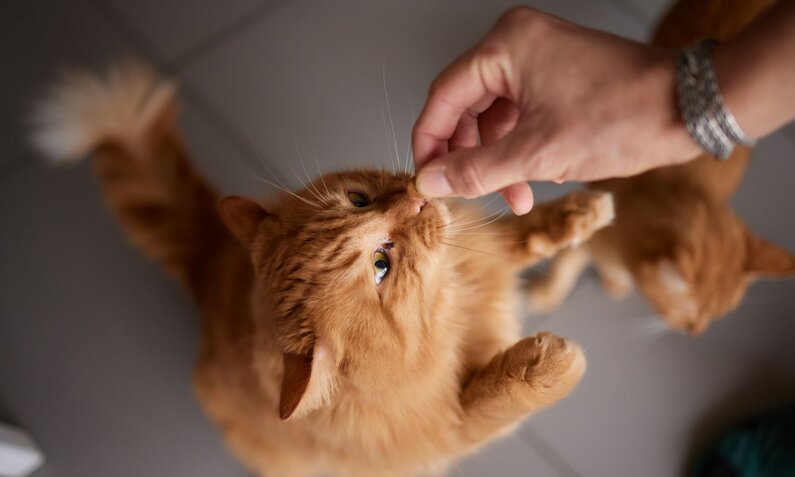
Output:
top-left (526, 246), bottom-right (591, 314)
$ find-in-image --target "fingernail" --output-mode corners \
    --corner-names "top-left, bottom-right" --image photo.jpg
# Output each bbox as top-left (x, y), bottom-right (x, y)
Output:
top-left (417, 168), bottom-right (453, 197)
top-left (513, 201), bottom-right (533, 216)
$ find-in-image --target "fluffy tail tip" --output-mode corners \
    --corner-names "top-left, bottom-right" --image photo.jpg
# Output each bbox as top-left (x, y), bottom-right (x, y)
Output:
top-left (29, 61), bottom-right (176, 164)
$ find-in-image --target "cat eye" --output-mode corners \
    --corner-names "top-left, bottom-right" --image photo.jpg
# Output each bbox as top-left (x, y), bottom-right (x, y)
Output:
top-left (347, 191), bottom-right (371, 208)
top-left (373, 249), bottom-right (390, 284)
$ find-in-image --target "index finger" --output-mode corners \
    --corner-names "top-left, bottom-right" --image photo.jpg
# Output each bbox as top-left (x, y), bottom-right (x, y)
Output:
top-left (412, 48), bottom-right (510, 169)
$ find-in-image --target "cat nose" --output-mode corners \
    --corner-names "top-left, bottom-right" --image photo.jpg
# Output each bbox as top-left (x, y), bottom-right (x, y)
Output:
top-left (413, 198), bottom-right (427, 215)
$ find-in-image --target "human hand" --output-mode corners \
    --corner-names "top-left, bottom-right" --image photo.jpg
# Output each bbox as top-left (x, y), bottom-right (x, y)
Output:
top-left (412, 7), bottom-right (701, 214)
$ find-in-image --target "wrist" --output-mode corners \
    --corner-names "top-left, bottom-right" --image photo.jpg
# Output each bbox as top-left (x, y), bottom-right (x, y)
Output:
top-left (645, 50), bottom-right (703, 164)
top-left (712, 42), bottom-right (758, 138)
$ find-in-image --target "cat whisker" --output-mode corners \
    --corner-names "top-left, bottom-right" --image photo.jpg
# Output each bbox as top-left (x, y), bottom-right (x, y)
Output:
top-left (616, 314), bottom-right (671, 354)
top-left (404, 131), bottom-right (412, 176)
top-left (448, 209), bottom-right (509, 232)
top-left (443, 204), bottom-right (504, 230)
top-left (383, 59), bottom-right (402, 174)
top-left (446, 196), bottom-right (501, 226)
top-left (448, 198), bottom-right (504, 222)
top-left (313, 148), bottom-right (331, 197)
top-left (447, 231), bottom-right (514, 237)
top-left (245, 132), bottom-right (297, 196)
top-left (289, 164), bottom-right (324, 205)
top-left (252, 174), bottom-right (320, 208)
top-left (405, 88), bottom-right (417, 175)
top-left (292, 170), bottom-right (325, 205)
top-left (444, 236), bottom-right (528, 250)
top-left (378, 91), bottom-right (399, 174)
top-left (292, 134), bottom-right (329, 206)
top-left (441, 241), bottom-right (501, 258)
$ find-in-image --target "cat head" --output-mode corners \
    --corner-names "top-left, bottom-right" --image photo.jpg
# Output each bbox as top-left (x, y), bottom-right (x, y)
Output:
top-left (219, 170), bottom-right (453, 419)
top-left (632, 197), bottom-right (795, 335)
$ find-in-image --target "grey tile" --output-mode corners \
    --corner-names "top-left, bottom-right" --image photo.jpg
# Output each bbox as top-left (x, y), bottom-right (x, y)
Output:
top-left (732, 132), bottom-right (795, 251)
top-left (181, 0), bottom-right (644, 185)
top-left (781, 122), bottom-right (795, 145)
top-left (616, 0), bottom-right (670, 24)
top-left (178, 100), bottom-right (265, 196)
top-left (0, 0), bottom-right (136, 174)
top-left (0, 104), bottom-right (254, 477)
top-left (105, 0), bottom-right (284, 64)
top-left (456, 430), bottom-right (562, 477)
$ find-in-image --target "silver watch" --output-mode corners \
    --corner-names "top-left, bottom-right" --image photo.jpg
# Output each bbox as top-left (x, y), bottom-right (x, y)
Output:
top-left (676, 39), bottom-right (755, 160)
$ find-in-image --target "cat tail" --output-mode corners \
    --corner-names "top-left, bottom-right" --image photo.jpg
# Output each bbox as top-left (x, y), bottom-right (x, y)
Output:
top-left (31, 61), bottom-right (233, 301)
top-left (652, 0), bottom-right (776, 47)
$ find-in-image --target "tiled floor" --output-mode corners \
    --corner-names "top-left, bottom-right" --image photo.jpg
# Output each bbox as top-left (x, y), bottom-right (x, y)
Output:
top-left (1, 0), bottom-right (794, 476)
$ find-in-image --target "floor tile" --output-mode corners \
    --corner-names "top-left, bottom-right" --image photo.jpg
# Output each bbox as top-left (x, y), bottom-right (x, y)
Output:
top-left (0, 0), bottom-right (136, 174)
top-left (0, 104), bottom-right (253, 477)
top-left (781, 122), bottom-right (795, 145)
top-left (105, 0), bottom-right (285, 64)
top-left (617, 0), bottom-right (670, 24)
top-left (732, 132), bottom-right (795, 250)
top-left (457, 430), bottom-right (562, 477)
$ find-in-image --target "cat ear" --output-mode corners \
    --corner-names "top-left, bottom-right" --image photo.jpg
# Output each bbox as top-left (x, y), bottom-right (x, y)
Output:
top-left (744, 229), bottom-right (795, 278)
top-left (279, 344), bottom-right (337, 420)
top-left (218, 196), bottom-right (268, 245)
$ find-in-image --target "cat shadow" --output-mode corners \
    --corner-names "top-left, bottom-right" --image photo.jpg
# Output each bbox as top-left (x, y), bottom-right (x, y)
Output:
top-left (680, 365), bottom-right (795, 476)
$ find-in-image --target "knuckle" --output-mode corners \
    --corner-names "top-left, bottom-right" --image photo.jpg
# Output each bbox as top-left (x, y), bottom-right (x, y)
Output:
top-left (427, 75), bottom-right (445, 99)
top-left (475, 43), bottom-right (505, 68)
top-left (498, 6), bottom-right (555, 43)
top-left (498, 6), bottom-right (536, 26)
top-left (452, 158), bottom-right (488, 198)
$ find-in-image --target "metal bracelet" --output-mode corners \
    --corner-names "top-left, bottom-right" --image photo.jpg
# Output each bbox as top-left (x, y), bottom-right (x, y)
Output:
top-left (676, 39), bottom-right (755, 160)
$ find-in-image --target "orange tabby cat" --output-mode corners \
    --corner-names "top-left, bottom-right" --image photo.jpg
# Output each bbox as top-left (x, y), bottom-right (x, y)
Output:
top-left (528, 0), bottom-right (795, 335)
top-left (32, 64), bottom-right (613, 476)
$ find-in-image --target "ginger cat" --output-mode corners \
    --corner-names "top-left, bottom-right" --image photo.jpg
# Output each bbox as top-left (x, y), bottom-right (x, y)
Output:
top-left (31, 64), bottom-right (613, 476)
top-left (528, 0), bottom-right (795, 335)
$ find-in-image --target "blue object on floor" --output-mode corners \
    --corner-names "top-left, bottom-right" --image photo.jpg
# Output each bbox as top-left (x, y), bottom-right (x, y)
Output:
top-left (691, 407), bottom-right (795, 477)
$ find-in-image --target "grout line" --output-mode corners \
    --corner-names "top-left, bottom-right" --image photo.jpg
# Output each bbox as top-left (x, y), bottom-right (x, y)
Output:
top-left (176, 81), bottom-right (266, 172)
top-left (519, 426), bottom-right (581, 477)
top-left (84, 0), bottom-right (266, 175)
top-left (166, 0), bottom-right (293, 72)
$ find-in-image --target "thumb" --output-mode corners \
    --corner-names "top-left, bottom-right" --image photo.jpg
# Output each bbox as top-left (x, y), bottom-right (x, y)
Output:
top-left (416, 130), bottom-right (535, 200)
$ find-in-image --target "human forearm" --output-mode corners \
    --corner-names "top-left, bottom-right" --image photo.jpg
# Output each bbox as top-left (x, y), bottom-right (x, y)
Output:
top-left (715, 0), bottom-right (795, 139)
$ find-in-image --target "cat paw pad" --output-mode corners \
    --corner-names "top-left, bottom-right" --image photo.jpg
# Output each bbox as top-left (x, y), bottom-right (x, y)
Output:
top-left (506, 333), bottom-right (585, 386)
top-left (561, 191), bottom-right (614, 246)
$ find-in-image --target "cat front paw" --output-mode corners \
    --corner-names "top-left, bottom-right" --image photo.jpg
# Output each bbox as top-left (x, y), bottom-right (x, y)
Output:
top-left (503, 332), bottom-right (586, 407)
top-left (526, 191), bottom-right (614, 257)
